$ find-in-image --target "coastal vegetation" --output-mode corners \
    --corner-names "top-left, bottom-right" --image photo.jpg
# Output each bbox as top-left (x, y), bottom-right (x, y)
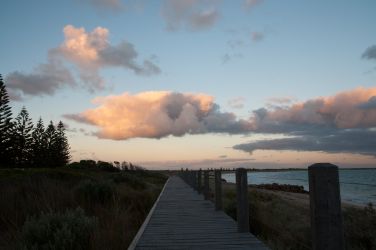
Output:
top-left (0, 75), bottom-right (69, 169)
top-left (222, 183), bottom-right (376, 250)
top-left (0, 165), bottom-right (167, 249)
top-left (1, 74), bottom-right (168, 249)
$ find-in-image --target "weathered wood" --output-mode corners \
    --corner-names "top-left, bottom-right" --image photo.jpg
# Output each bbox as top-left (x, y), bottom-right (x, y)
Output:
top-left (197, 169), bottom-right (202, 194)
top-left (215, 169), bottom-right (222, 210)
top-left (309, 163), bottom-right (344, 250)
top-left (193, 171), bottom-right (198, 191)
top-left (203, 170), bottom-right (209, 200)
top-left (128, 178), bottom-right (170, 250)
top-left (133, 176), bottom-right (268, 250)
top-left (236, 168), bottom-right (249, 233)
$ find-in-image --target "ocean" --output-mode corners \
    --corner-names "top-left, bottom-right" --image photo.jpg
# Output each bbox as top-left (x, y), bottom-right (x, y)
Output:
top-left (222, 169), bottom-right (376, 205)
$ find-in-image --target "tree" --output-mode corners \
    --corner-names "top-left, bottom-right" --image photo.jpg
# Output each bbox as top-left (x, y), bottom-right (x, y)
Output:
top-left (31, 117), bottom-right (47, 167)
top-left (121, 161), bottom-right (129, 171)
top-left (44, 121), bottom-right (57, 167)
top-left (12, 107), bottom-right (34, 167)
top-left (54, 121), bottom-right (70, 167)
top-left (0, 74), bottom-right (13, 168)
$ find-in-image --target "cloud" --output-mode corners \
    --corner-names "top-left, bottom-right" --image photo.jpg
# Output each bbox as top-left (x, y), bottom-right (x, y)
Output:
top-left (221, 52), bottom-right (243, 64)
top-left (228, 97), bottom-right (245, 109)
top-left (233, 129), bottom-right (376, 156)
top-left (64, 91), bottom-right (253, 140)
top-left (267, 97), bottom-right (295, 105)
top-left (233, 87), bottom-right (376, 156)
top-left (244, 0), bottom-right (263, 10)
top-left (5, 57), bottom-right (76, 99)
top-left (161, 0), bottom-right (220, 31)
top-left (358, 96), bottom-right (376, 110)
top-left (249, 87), bottom-right (376, 133)
top-left (362, 45), bottom-right (376, 60)
top-left (53, 25), bottom-right (160, 90)
top-left (77, 0), bottom-right (125, 11)
top-left (251, 31), bottom-right (264, 42)
top-left (5, 25), bottom-right (160, 97)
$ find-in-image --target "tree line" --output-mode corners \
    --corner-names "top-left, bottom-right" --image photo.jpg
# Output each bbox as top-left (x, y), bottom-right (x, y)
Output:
top-left (0, 74), bottom-right (70, 168)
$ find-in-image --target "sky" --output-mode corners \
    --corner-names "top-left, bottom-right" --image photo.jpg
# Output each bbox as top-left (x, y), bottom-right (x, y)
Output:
top-left (1, 0), bottom-right (376, 169)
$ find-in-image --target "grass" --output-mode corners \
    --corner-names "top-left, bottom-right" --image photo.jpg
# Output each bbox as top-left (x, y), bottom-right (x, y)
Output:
top-left (0, 167), bottom-right (167, 249)
top-left (221, 183), bottom-right (376, 250)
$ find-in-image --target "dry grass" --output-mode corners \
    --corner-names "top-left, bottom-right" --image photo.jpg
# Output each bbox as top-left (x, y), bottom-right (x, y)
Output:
top-left (0, 168), bottom-right (167, 249)
top-left (221, 183), bottom-right (376, 250)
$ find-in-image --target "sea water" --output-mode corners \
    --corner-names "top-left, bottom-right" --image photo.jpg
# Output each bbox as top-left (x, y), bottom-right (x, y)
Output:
top-left (222, 169), bottom-right (376, 205)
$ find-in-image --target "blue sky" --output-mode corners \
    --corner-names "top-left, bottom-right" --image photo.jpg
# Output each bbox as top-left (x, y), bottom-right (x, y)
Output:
top-left (1, 0), bottom-right (376, 169)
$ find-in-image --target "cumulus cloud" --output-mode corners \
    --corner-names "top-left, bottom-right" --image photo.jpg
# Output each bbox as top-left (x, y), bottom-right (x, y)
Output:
top-left (53, 25), bottom-right (160, 90)
top-left (233, 87), bottom-right (376, 156)
top-left (358, 96), bottom-right (376, 110)
top-left (161, 0), bottom-right (220, 31)
top-left (362, 45), bottom-right (376, 60)
top-left (64, 91), bottom-right (252, 140)
top-left (5, 25), bottom-right (160, 97)
top-left (228, 97), bottom-right (245, 109)
top-left (249, 87), bottom-right (376, 133)
top-left (5, 57), bottom-right (76, 99)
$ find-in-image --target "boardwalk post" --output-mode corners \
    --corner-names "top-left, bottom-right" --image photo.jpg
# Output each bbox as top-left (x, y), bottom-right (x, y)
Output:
top-left (197, 169), bottom-right (202, 193)
top-left (236, 168), bottom-right (249, 233)
top-left (204, 170), bottom-right (209, 200)
top-left (195, 170), bottom-right (199, 191)
top-left (191, 171), bottom-right (194, 187)
top-left (215, 169), bottom-right (222, 210)
top-left (309, 163), bottom-right (344, 250)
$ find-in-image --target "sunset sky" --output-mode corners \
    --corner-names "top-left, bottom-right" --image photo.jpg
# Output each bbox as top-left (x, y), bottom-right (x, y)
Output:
top-left (1, 0), bottom-right (376, 169)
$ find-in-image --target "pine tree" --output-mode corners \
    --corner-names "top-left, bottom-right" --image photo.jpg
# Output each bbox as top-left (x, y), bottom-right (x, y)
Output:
top-left (31, 117), bottom-right (47, 167)
top-left (55, 121), bottom-right (70, 167)
top-left (0, 75), bottom-right (14, 168)
top-left (44, 121), bottom-right (57, 167)
top-left (12, 107), bottom-right (34, 167)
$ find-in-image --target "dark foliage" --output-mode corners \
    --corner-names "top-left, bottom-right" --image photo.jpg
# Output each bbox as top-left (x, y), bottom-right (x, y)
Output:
top-left (0, 75), bottom-right (71, 168)
top-left (0, 74), bottom-right (14, 167)
top-left (68, 160), bottom-right (120, 172)
top-left (20, 207), bottom-right (97, 250)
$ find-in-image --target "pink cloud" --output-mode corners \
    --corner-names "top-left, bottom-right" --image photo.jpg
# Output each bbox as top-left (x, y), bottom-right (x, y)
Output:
top-left (252, 87), bottom-right (376, 131)
top-left (64, 91), bottom-right (252, 140)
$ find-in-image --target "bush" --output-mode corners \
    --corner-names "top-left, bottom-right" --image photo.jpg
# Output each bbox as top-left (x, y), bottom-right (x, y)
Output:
top-left (110, 173), bottom-right (146, 190)
top-left (343, 203), bottom-right (376, 249)
top-left (20, 207), bottom-right (97, 250)
top-left (75, 180), bottom-right (117, 205)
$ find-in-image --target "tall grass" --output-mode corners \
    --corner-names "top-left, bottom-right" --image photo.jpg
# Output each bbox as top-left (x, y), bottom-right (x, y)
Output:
top-left (0, 168), bottom-right (167, 249)
top-left (222, 184), bottom-right (376, 250)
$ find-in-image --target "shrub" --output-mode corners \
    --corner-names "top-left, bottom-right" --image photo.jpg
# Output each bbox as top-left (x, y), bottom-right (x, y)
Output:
top-left (75, 180), bottom-right (117, 205)
top-left (96, 161), bottom-right (120, 172)
top-left (20, 207), bottom-right (97, 250)
top-left (343, 202), bottom-right (376, 249)
top-left (110, 173), bottom-right (146, 190)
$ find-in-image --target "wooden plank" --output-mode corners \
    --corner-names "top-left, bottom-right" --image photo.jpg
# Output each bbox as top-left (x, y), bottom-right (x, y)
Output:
top-left (127, 178), bottom-right (170, 250)
top-left (133, 176), bottom-right (269, 249)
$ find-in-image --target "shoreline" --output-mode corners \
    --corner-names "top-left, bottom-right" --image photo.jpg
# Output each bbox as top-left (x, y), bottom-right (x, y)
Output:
top-left (223, 181), bottom-right (370, 208)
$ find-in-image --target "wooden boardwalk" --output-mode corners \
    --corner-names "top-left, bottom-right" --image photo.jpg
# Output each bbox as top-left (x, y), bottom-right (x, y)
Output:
top-left (130, 176), bottom-right (268, 250)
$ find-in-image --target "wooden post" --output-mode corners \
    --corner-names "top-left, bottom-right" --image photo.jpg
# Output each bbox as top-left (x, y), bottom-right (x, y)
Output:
top-left (215, 169), bottom-right (222, 210)
top-left (204, 170), bottom-right (209, 200)
top-left (236, 168), bottom-right (249, 233)
top-left (197, 169), bottom-right (202, 194)
top-left (309, 163), bottom-right (344, 250)
top-left (194, 171), bottom-right (198, 191)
